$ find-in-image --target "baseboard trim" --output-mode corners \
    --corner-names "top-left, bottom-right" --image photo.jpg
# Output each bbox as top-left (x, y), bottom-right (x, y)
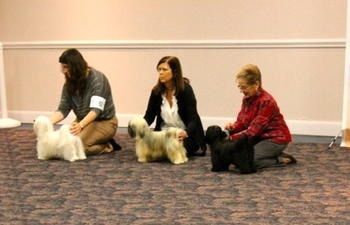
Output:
top-left (3, 111), bottom-right (341, 137)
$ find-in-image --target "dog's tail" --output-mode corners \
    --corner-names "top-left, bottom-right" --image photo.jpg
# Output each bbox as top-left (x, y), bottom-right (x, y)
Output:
top-left (57, 124), bottom-right (73, 149)
top-left (59, 125), bottom-right (73, 141)
top-left (59, 124), bottom-right (71, 135)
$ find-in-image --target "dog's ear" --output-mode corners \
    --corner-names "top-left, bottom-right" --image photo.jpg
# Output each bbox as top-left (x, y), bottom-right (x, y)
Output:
top-left (205, 133), bottom-right (215, 145)
top-left (128, 124), bottom-right (136, 138)
top-left (165, 128), bottom-right (175, 139)
top-left (138, 124), bottom-right (146, 138)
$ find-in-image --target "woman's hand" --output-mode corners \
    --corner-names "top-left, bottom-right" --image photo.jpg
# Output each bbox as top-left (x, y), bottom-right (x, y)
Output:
top-left (69, 111), bottom-right (96, 135)
top-left (224, 122), bottom-right (235, 131)
top-left (70, 122), bottom-right (83, 136)
top-left (178, 130), bottom-right (188, 141)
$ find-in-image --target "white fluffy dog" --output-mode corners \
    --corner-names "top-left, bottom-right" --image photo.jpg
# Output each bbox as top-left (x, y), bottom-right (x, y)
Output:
top-left (33, 116), bottom-right (86, 162)
top-left (128, 117), bottom-right (188, 164)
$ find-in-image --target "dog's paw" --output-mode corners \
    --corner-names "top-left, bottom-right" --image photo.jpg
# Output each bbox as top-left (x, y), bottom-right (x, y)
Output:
top-left (211, 166), bottom-right (229, 172)
top-left (137, 158), bottom-right (148, 163)
top-left (67, 157), bottom-right (78, 162)
top-left (172, 159), bottom-right (187, 164)
top-left (181, 157), bottom-right (188, 163)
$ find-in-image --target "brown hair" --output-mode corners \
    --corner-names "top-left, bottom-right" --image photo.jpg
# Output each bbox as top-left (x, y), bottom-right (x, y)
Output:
top-left (59, 48), bottom-right (88, 95)
top-left (152, 56), bottom-right (187, 95)
top-left (236, 64), bottom-right (262, 88)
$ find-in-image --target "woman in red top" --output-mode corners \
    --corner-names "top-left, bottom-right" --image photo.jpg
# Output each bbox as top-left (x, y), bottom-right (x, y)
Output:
top-left (225, 64), bottom-right (296, 169)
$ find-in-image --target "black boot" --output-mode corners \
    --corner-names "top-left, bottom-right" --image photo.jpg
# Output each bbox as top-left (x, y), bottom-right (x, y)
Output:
top-left (110, 138), bottom-right (122, 151)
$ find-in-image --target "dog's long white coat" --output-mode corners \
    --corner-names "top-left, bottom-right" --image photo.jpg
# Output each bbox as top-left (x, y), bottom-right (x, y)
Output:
top-left (33, 116), bottom-right (86, 162)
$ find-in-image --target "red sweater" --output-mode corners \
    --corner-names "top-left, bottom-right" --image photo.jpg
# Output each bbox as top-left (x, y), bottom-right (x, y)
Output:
top-left (229, 89), bottom-right (291, 144)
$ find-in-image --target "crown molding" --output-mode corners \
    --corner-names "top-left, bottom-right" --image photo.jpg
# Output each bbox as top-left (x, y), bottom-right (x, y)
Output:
top-left (2, 39), bottom-right (345, 50)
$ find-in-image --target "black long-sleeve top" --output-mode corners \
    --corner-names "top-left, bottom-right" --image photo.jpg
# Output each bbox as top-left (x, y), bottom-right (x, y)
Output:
top-left (144, 82), bottom-right (206, 149)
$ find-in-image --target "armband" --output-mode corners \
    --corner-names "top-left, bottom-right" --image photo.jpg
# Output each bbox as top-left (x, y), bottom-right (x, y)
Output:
top-left (90, 95), bottom-right (106, 110)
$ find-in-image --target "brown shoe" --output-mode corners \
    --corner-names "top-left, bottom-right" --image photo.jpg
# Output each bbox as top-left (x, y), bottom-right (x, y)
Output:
top-left (279, 152), bottom-right (297, 165)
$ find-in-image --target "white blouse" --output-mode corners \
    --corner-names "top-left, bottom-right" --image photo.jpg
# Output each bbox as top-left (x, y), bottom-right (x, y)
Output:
top-left (160, 94), bottom-right (186, 130)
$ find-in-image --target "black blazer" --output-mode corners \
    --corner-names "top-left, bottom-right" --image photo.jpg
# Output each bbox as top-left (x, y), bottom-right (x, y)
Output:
top-left (144, 82), bottom-right (206, 149)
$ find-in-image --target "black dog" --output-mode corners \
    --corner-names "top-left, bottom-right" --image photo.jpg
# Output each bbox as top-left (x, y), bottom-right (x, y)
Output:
top-left (205, 125), bottom-right (256, 174)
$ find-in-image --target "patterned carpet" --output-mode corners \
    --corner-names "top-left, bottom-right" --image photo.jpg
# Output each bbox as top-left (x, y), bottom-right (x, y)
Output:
top-left (1, 127), bottom-right (350, 225)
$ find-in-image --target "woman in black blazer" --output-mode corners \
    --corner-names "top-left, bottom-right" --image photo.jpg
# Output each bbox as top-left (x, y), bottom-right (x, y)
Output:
top-left (144, 56), bottom-right (207, 156)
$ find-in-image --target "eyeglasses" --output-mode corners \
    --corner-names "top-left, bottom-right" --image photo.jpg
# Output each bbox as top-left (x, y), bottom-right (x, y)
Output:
top-left (237, 84), bottom-right (253, 91)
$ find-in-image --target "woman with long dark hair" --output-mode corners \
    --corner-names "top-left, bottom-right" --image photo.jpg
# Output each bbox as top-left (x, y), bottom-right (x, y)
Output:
top-left (50, 48), bottom-right (119, 155)
top-left (144, 56), bottom-right (206, 156)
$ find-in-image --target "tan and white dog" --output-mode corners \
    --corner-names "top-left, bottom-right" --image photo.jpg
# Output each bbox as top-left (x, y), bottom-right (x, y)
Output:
top-left (128, 117), bottom-right (188, 164)
top-left (33, 116), bottom-right (86, 162)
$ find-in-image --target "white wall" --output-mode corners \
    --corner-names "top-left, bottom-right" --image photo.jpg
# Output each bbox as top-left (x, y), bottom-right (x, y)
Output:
top-left (0, 0), bottom-right (346, 136)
